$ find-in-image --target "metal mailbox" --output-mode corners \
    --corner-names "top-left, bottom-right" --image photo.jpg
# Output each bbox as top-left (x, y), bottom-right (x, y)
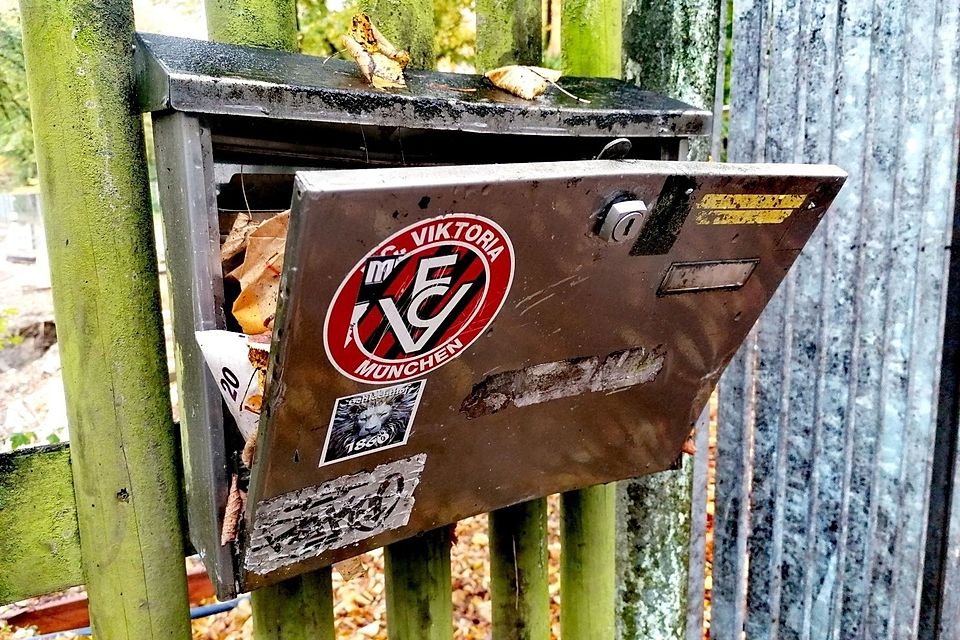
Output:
top-left (136, 32), bottom-right (845, 596)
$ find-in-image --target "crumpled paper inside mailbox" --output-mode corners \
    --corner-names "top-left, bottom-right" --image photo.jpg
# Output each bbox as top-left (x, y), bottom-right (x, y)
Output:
top-left (238, 160), bottom-right (845, 586)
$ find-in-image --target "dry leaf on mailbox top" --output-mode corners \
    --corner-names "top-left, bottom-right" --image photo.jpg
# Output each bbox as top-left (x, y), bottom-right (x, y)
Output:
top-left (484, 65), bottom-right (562, 100)
top-left (341, 12), bottom-right (411, 89)
top-left (230, 211), bottom-right (288, 335)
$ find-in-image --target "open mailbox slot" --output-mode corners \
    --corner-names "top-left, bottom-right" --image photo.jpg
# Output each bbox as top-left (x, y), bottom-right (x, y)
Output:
top-left (137, 33), bottom-right (845, 596)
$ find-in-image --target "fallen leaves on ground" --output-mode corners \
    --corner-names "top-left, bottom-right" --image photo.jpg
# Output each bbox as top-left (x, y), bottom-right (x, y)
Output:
top-left (193, 598), bottom-right (252, 640)
top-left (703, 394), bottom-right (718, 640)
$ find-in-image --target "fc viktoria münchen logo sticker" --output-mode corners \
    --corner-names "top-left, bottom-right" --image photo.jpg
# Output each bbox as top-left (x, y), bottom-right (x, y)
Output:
top-left (324, 214), bottom-right (515, 384)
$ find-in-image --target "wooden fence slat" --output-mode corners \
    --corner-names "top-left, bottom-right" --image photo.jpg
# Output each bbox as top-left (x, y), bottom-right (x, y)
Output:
top-left (0, 444), bottom-right (82, 604)
top-left (556, 6), bottom-right (621, 636)
top-left (359, 0), bottom-right (435, 69)
top-left (385, 527), bottom-right (453, 640)
top-left (476, 0), bottom-right (542, 71)
top-left (561, 485), bottom-right (616, 638)
top-left (473, 5), bottom-right (548, 637)
top-left (205, 0), bottom-right (299, 51)
top-left (561, 0), bottom-right (622, 77)
top-left (203, 3), bottom-right (337, 635)
top-left (490, 499), bottom-right (550, 640)
top-left (251, 568), bottom-right (335, 640)
top-left (348, 5), bottom-right (452, 638)
top-left (17, 1), bottom-right (191, 637)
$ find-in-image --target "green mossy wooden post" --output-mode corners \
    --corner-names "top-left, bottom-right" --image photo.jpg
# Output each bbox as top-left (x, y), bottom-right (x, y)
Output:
top-left (251, 570), bottom-right (334, 640)
top-left (558, 3), bottom-right (622, 636)
top-left (385, 527), bottom-right (453, 640)
top-left (615, 458), bottom-right (694, 639)
top-left (561, 484), bottom-right (617, 638)
top-left (362, 4), bottom-right (453, 638)
top-left (476, 0), bottom-right (542, 71)
top-left (358, 0), bottom-right (435, 69)
top-left (205, 0), bottom-right (299, 51)
top-left (0, 444), bottom-right (82, 604)
top-left (622, 0), bottom-right (720, 162)
top-left (561, 0), bottom-right (623, 78)
top-left (17, 1), bottom-right (190, 637)
top-left (204, 3), bottom-right (334, 638)
top-left (474, 4), bottom-right (550, 638)
top-left (489, 501), bottom-right (550, 640)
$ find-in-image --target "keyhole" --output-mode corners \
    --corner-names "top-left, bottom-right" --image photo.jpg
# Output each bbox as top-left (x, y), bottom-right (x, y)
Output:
top-left (612, 212), bottom-right (643, 241)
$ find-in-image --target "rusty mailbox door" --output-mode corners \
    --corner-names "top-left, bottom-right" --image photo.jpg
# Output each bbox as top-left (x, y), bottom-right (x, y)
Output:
top-left (237, 158), bottom-right (846, 588)
top-left (137, 31), bottom-right (720, 596)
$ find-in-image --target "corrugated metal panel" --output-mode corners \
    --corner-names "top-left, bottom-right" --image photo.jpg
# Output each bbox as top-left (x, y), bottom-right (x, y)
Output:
top-left (927, 158), bottom-right (960, 638)
top-left (712, 0), bottom-right (960, 638)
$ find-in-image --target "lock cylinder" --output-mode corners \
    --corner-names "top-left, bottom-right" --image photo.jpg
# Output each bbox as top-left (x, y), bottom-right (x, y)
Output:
top-left (598, 199), bottom-right (649, 242)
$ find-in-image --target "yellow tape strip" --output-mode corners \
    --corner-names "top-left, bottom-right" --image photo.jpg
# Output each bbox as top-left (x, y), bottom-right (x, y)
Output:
top-left (699, 193), bottom-right (806, 210)
top-left (695, 208), bottom-right (795, 225)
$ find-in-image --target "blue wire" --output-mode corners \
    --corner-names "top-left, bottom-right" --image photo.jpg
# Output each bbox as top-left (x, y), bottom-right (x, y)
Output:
top-left (30, 596), bottom-right (250, 640)
top-left (189, 596), bottom-right (248, 619)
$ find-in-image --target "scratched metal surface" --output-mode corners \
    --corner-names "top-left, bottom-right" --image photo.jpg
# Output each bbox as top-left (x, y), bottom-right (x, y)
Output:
top-left (239, 159), bottom-right (844, 590)
top-left (712, 0), bottom-right (960, 638)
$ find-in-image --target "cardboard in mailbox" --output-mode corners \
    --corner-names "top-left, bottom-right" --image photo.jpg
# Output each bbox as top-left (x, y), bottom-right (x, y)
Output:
top-left (240, 159), bottom-right (845, 587)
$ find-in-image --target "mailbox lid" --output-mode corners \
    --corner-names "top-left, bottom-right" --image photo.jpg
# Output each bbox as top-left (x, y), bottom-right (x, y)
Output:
top-left (240, 159), bottom-right (845, 587)
top-left (134, 32), bottom-right (710, 138)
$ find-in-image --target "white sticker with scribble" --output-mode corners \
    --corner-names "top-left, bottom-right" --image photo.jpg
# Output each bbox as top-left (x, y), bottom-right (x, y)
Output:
top-left (244, 453), bottom-right (426, 575)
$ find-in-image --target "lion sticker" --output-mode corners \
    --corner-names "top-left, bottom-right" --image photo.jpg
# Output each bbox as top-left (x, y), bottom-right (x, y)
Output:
top-left (320, 380), bottom-right (425, 465)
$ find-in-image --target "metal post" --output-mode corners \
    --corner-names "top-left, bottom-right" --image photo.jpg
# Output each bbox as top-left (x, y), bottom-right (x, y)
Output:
top-left (490, 500), bottom-right (550, 640)
top-left (385, 527), bottom-right (453, 640)
top-left (561, 0), bottom-right (622, 78)
top-left (205, 0), bottom-right (299, 51)
top-left (476, 0), bottom-right (542, 71)
top-left (17, 1), bottom-right (190, 638)
top-left (202, 2), bottom-right (334, 637)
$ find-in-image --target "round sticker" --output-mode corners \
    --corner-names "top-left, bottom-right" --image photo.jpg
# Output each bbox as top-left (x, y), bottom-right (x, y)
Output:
top-left (324, 214), bottom-right (515, 384)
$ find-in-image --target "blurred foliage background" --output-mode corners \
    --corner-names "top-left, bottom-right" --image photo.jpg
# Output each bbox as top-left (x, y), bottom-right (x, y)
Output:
top-left (0, 8), bottom-right (31, 191)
